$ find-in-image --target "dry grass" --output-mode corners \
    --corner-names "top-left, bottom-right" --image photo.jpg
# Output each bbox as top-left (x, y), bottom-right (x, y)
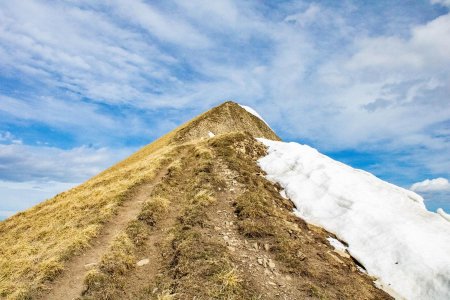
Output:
top-left (0, 144), bottom-right (175, 299)
top-left (0, 101), bottom-right (280, 299)
top-left (81, 179), bottom-right (176, 299)
top-left (82, 233), bottom-right (137, 299)
top-left (133, 142), bottom-right (256, 300)
top-left (210, 132), bottom-right (392, 300)
top-left (138, 197), bottom-right (171, 226)
top-left (156, 290), bottom-right (175, 300)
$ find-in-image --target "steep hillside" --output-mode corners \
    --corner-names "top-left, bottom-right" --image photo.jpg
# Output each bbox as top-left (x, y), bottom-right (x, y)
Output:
top-left (0, 102), bottom-right (389, 300)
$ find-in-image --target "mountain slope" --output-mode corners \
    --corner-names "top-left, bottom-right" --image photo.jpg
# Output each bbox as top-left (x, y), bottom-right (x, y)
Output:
top-left (258, 139), bottom-right (450, 300)
top-left (0, 102), bottom-right (390, 300)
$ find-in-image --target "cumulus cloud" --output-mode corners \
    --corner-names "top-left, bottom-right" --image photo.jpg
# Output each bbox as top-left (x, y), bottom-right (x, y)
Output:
top-left (410, 178), bottom-right (450, 192)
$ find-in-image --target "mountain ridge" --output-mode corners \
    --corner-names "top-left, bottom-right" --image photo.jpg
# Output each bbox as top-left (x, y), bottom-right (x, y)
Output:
top-left (0, 101), bottom-right (391, 300)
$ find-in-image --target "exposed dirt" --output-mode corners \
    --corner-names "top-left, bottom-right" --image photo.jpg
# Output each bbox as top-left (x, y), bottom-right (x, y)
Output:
top-left (118, 186), bottom-right (181, 298)
top-left (40, 166), bottom-right (171, 300)
top-left (38, 133), bottom-right (392, 300)
top-left (138, 135), bottom-right (392, 299)
top-left (205, 133), bottom-right (392, 300)
top-left (211, 162), bottom-right (305, 299)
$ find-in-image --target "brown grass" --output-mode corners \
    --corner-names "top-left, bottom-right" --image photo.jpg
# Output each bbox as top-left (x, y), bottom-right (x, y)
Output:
top-left (113, 141), bottom-right (256, 300)
top-left (0, 144), bottom-right (173, 299)
top-left (210, 132), bottom-right (392, 299)
top-left (0, 101), bottom-right (277, 299)
top-left (82, 233), bottom-right (137, 299)
top-left (138, 197), bottom-right (171, 226)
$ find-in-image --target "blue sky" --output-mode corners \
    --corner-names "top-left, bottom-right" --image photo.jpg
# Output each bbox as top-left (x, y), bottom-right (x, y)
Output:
top-left (1, 0), bottom-right (449, 220)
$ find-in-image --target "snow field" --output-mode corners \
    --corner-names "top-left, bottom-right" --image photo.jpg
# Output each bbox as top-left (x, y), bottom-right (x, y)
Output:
top-left (257, 139), bottom-right (450, 300)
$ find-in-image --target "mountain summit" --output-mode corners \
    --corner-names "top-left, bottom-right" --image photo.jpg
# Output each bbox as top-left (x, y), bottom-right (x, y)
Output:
top-left (1, 101), bottom-right (447, 300)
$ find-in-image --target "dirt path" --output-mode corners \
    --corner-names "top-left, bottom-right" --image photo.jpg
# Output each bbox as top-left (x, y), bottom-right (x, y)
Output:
top-left (41, 166), bottom-right (170, 300)
top-left (213, 192), bottom-right (298, 299)
top-left (119, 199), bottom-right (180, 299)
top-left (211, 161), bottom-right (304, 299)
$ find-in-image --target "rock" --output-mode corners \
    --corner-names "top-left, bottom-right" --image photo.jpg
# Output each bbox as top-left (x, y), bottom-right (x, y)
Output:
top-left (328, 252), bottom-right (345, 264)
top-left (84, 262), bottom-right (97, 270)
top-left (285, 275), bottom-right (292, 281)
top-left (137, 258), bottom-right (150, 267)
top-left (296, 250), bottom-right (306, 260)
top-left (223, 235), bottom-right (229, 241)
top-left (214, 226), bottom-right (221, 231)
top-left (257, 258), bottom-right (263, 265)
top-left (268, 259), bottom-right (275, 270)
top-left (264, 269), bottom-right (271, 275)
top-left (264, 243), bottom-right (270, 251)
top-left (252, 242), bottom-right (259, 250)
top-left (268, 281), bottom-right (276, 286)
top-left (227, 246), bottom-right (236, 252)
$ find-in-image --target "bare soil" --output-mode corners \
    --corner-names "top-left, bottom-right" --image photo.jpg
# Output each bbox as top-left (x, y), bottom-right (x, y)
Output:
top-left (118, 189), bottom-right (181, 298)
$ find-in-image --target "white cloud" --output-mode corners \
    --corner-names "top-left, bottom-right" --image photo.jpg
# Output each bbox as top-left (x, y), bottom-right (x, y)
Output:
top-left (0, 0), bottom-right (448, 194)
top-left (285, 4), bottom-right (321, 27)
top-left (0, 0), bottom-right (177, 106)
top-left (0, 143), bottom-right (132, 182)
top-left (431, 0), bottom-right (450, 7)
top-left (0, 131), bottom-right (22, 144)
top-left (109, 0), bottom-right (210, 48)
top-left (0, 180), bottom-right (77, 219)
top-left (410, 178), bottom-right (450, 192)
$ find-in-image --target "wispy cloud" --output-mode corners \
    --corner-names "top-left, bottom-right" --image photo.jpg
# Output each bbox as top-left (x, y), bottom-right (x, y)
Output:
top-left (0, 143), bottom-right (131, 182)
top-left (0, 0), bottom-right (449, 215)
top-left (431, 0), bottom-right (450, 8)
top-left (0, 131), bottom-right (22, 144)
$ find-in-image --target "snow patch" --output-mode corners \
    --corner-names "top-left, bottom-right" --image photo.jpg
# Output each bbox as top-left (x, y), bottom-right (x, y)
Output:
top-left (326, 237), bottom-right (347, 252)
top-left (238, 104), bottom-right (271, 127)
top-left (279, 189), bottom-right (288, 199)
top-left (327, 236), bottom-right (350, 258)
top-left (257, 138), bottom-right (450, 300)
top-left (437, 208), bottom-right (450, 222)
top-left (357, 265), bottom-right (367, 274)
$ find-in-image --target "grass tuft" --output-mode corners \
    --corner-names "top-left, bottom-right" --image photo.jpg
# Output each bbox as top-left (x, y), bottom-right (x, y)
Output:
top-left (82, 233), bottom-right (136, 299)
top-left (138, 197), bottom-right (171, 227)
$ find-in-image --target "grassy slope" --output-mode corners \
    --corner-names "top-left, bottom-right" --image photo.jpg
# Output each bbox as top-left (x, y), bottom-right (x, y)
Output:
top-left (0, 101), bottom-right (276, 299)
top-left (79, 132), bottom-right (391, 299)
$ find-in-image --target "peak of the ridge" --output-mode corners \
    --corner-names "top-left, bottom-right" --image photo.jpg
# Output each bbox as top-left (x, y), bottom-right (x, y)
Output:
top-left (169, 101), bottom-right (280, 144)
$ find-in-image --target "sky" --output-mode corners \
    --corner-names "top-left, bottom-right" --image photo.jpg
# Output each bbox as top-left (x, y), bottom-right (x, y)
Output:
top-left (0, 0), bottom-right (449, 220)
